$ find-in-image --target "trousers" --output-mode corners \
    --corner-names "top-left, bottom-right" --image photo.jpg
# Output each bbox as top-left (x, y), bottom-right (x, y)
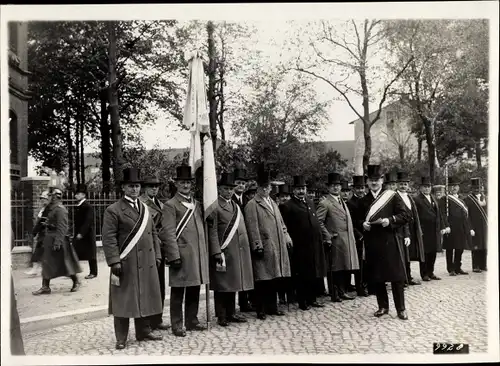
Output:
top-left (254, 279), bottom-right (281, 315)
top-left (472, 249), bottom-right (487, 270)
top-left (149, 257), bottom-right (166, 328)
top-left (375, 281), bottom-right (405, 312)
top-left (114, 316), bottom-right (150, 342)
top-left (214, 292), bottom-right (236, 320)
top-left (88, 259), bottom-right (98, 276)
top-left (170, 286), bottom-right (200, 331)
top-left (446, 249), bottom-right (464, 273)
top-left (295, 275), bottom-right (318, 306)
top-left (419, 252), bottom-right (437, 278)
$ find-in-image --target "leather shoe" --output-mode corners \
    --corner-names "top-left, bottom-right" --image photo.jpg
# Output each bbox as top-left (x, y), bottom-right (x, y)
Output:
top-left (186, 324), bottom-right (207, 331)
top-left (257, 312), bottom-right (266, 320)
top-left (374, 308), bottom-right (389, 317)
top-left (136, 333), bottom-right (162, 341)
top-left (155, 323), bottom-right (171, 331)
top-left (473, 268), bottom-right (482, 273)
top-left (227, 315), bottom-right (247, 323)
top-left (217, 319), bottom-right (229, 327)
top-left (310, 302), bottom-right (325, 308)
top-left (115, 341), bottom-right (126, 350)
top-left (268, 310), bottom-right (285, 316)
top-left (409, 279), bottom-right (421, 285)
top-left (357, 289), bottom-right (369, 297)
top-left (32, 287), bottom-right (51, 296)
top-left (449, 271), bottom-right (457, 276)
top-left (397, 310), bottom-right (408, 320)
top-left (456, 269), bottom-right (468, 275)
top-left (172, 328), bottom-right (186, 337)
top-left (341, 293), bottom-right (355, 300)
top-left (331, 296), bottom-right (342, 303)
top-left (85, 274), bottom-right (97, 279)
top-left (422, 276), bottom-right (431, 281)
top-left (240, 305), bottom-right (255, 312)
top-left (299, 304), bottom-right (311, 311)
top-left (430, 275), bottom-right (441, 280)
top-left (70, 282), bottom-right (81, 292)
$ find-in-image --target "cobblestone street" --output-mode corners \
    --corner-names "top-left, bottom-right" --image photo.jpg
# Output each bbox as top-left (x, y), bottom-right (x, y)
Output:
top-left (18, 253), bottom-right (488, 356)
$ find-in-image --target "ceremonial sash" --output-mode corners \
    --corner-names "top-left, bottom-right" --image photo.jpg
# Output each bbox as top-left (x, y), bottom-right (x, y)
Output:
top-left (397, 191), bottom-right (412, 211)
top-left (448, 195), bottom-right (468, 216)
top-left (365, 190), bottom-right (396, 223)
top-left (120, 202), bottom-right (149, 260)
top-left (175, 201), bottom-right (196, 239)
top-left (218, 202), bottom-right (242, 269)
top-left (468, 194), bottom-right (488, 225)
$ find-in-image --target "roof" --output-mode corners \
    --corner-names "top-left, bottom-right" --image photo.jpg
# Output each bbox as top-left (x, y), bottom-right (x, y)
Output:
top-left (348, 99), bottom-right (402, 125)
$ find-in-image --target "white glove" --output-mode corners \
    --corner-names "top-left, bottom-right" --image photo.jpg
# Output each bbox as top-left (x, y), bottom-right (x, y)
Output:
top-left (404, 237), bottom-right (411, 247)
top-left (470, 230), bottom-right (475, 237)
top-left (363, 222), bottom-right (371, 231)
top-left (381, 218), bottom-right (390, 227)
top-left (445, 227), bottom-right (451, 234)
top-left (440, 229), bottom-right (447, 235)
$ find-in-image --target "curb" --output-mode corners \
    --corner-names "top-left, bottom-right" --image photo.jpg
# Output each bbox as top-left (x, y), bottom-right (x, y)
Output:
top-left (20, 291), bottom-right (212, 334)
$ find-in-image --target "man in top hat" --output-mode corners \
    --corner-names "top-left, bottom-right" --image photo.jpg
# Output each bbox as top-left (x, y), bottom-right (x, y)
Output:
top-left (346, 175), bottom-right (369, 296)
top-left (139, 176), bottom-right (171, 332)
top-left (207, 172), bottom-right (254, 327)
top-left (439, 176), bottom-right (473, 276)
top-left (280, 176), bottom-right (327, 310)
top-left (413, 176), bottom-right (449, 281)
top-left (232, 168), bottom-right (249, 209)
top-left (395, 172), bottom-right (425, 286)
top-left (277, 184), bottom-right (292, 206)
top-left (73, 184), bottom-right (98, 279)
top-left (433, 185), bottom-right (446, 200)
top-left (357, 165), bottom-right (410, 320)
top-left (464, 178), bottom-right (488, 272)
top-left (244, 181), bottom-right (258, 203)
top-left (340, 179), bottom-right (352, 201)
top-left (244, 166), bottom-right (293, 320)
top-left (102, 168), bottom-right (163, 349)
top-left (317, 172), bottom-right (360, 303)
top-left (33, 186), bottom-right (82, 296)
top-left (384, 172), bottom-right (398, 191)
top-left (160, 165), bottom-right (219, 337)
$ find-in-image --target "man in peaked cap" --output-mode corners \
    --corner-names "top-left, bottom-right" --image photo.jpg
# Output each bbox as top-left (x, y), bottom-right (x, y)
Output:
top-left (102, 167), bottom-right (163, 349)
top-left (140, 176), bottom-right (171, 332)
top-left (464, 178), bottom-right (488, 272)
top-left (73, 184), bottom-right (98, 280)
top-left (160, 165), bottom-right (219, 337)
top-left (207, 172), bottom-right (254, 327)
top-left (244, 165), bottom-right (293, 320)
top-left (356, 165), bottom-right (410, 320)
top-left (317, 172), bottom-right (359, 303)
top-left (280, 176), bottom-right (327, 310)
top-left (413, 176), bottom-right (449, 281)
top-left (395, 171), bottom-right (425, 286)
top-left (439, 176), bottom-right (473, 276)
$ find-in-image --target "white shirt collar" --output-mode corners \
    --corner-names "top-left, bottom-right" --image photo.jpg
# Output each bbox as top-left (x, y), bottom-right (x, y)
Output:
top-left (178, 192), bottom-right (192, 202)
top-left (124, 196), bottom-right (137, 204)
top-left (371, 188), bottom-right (382, 199)
top-left (234, 193), bottom-right (243, 200)
top-left (329, 194), bottom-right (340, 201)
top-left (77, 198), bottom-right (86, 206)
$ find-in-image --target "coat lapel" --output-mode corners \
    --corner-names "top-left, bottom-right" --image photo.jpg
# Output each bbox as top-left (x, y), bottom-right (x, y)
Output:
top-left (419, 192), bottom-right (433, 210)
top-left (255, 194), bottom-right (275, 217)
top-left (326, 194), bottom-right (345, 215)
top-left (121, 198), bottom-right (139, 222)
top-left (219, 197), bottom-right (233, 213)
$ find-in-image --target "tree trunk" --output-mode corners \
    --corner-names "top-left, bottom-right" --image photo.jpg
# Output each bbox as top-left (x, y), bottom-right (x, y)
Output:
top-left (75, 119), bottom-right (81, 186)
top-left (207, 21), bottom-right (217, 151)
top-left (108, 21), bottom-right (125, 192)
top-left (66, 118), bottom-right (74, 189)
top-left (423, 118), bottom-right (437, 183)
top-left (475, 140), bottom-right (482, 168)
top-left (99, 85), bottom-right (111, 194)
top-left (360, 68), bottom-right (371, 175)
top-left (398, 144), bottom-right (405, 162)
top-left (218, 71), bottom-right (226, 141)
top-left (80, 119), bottom-right (85, 184)
top-left (417, 136), bottom-right (423, 162)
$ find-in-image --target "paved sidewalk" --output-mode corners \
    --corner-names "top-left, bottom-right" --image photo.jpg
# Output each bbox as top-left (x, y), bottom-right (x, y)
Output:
top-left (20, 253), bottom-right (488, 356)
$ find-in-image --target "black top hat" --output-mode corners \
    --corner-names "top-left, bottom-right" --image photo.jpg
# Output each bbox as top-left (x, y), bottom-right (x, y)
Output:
top-left (397, 171), bottom-right (410, 182)
top-left (278, 184), bottom-right (291, 195)
top-left (143, 176), bottom-right (161, 186)
top-left (420, 176), bottom-right (432, 186)
top-left (470, 177), bottom-right (481, 187)
top-left (218, 172), bottom-right (237, 187)
top-left (256, 165), bottom-right (272, 186)
top-left (367, 165), bottom-right (383, 179)
top-left (175, 165), bottom-right (194, 181)
top-left (327, 172), bottom-right (342, 185)
top-left (341, 180), bottom-right (350, 191)
top-left (447, 176), bottom-right (460, 185)
top-left (75, 184), bottom-right (87, 194)
top-left (122, 168), bottom-right (143, 184)
top-left (271, 184), bottom-right (280, 196)
top-left (293, 176), bottom-right (307, 187)
top-left (352, 175), bottom-right (365, 187)
top-left (245, 182), bottom-right (258, 193)
top-left (384, 171), bottom-right (398, 183)
top-left (233, 168), bottom-right (248, 181)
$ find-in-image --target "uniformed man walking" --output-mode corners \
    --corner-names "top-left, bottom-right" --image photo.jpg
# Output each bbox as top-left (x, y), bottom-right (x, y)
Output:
top-left (464, 178), bottom-right (488, 272)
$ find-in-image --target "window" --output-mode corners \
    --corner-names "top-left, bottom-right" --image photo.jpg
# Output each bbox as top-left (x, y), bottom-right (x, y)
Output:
top-left (9, 22), bottom-right (18, 54)
top-left (9, 110), bottom-right (19, 165)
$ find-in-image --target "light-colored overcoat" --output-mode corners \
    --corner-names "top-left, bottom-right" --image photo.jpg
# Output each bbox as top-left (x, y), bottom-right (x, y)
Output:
top-left (317, 195), bottom-right (360, 272)
top-left (207, 197), bottom-right (254, 292)
top-left (140, 194), bottom-right (164, 228)
top-left (102, 198), bottom-right (163, 319)
top-left (244, 193), bottom-right (292, 282)
top-left (159, 193), bottom-right (219, 287)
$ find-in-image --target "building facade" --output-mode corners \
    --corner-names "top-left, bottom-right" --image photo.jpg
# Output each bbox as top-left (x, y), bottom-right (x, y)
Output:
top-left (8, 21), bottom-right (30, 188)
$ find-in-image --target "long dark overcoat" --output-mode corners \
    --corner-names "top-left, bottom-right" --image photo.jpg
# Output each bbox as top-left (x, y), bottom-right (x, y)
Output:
top-left (357, 190), bottom-right (410, 283)
top-left (160, 193), bottom-right (219, 287)
top-left (31, 206), bottom-right (49, 262)
top-left (464, 194), bottom-right (488, 251)
top-left (396, 193), bottom-right (425, 263)
top-left (73, 199), bottom-right (97, 261)
top-left (102, 198), bottom-right (162, 319)
top-left (244, 193), bottom-right (292, 282)
top-left (41, 202), bottom-right (82, 279)
top-left (207, 197), bottom-right (254, 292)
top-left (140, 194), bottom-right (164, 229)
top-left (317, 195), bottom-right (360, 272)
top-left (413, 193), bottom-right (446, 253)
top-left (439, 196), bottom-right (472, 251)
top-left (280, 196), bottom-right (327, 280)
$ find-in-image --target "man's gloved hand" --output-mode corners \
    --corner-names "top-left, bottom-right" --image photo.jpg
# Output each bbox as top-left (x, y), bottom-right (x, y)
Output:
top-left (156, 258), bottom-right (161, 267)
top-left (213, 253), bottom-right (223, 265)
top-left (52, 243), bottom-right (61, 251)
top-left (111, 262), bottom-right (122, 277)
top-left (404, 237), bottom-right (411, 247)
top-left (169, 258), bottom-right (182, 269)
top-left (381, 218), bottom-right (390, 227)
top-left (323, 241), bottom-right (332, 251)
top-left (254, 247), bottom-right (264, 258)
top-left (362, 221), bottom-right (371, 231)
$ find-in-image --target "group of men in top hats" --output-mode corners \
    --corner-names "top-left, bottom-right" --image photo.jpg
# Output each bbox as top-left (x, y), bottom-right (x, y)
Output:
top-left (100, 162), bottom-right (488, 349)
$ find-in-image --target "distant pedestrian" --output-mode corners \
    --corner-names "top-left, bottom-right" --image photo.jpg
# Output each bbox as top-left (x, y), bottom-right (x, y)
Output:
top-left (25, 190), bottom-right (50, 277)
top-left (73, 184), bottom-right (98, 279)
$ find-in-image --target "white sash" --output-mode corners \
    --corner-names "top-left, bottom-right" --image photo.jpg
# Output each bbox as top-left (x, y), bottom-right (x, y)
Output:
top-left (468, 194), bottom-right (488, 225)
top-left (176, 201), bottom-right (196, 240)
top-left (449, 195), bottom-right (468, 216)
top-left (120, 203), bottom-right (149, 260)
top-left (221, 204), bottom-right (242, 251)
top-left (365, 190), bottom-right (396, 222)
top-left (397, 191), bottom-right (412, 210)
